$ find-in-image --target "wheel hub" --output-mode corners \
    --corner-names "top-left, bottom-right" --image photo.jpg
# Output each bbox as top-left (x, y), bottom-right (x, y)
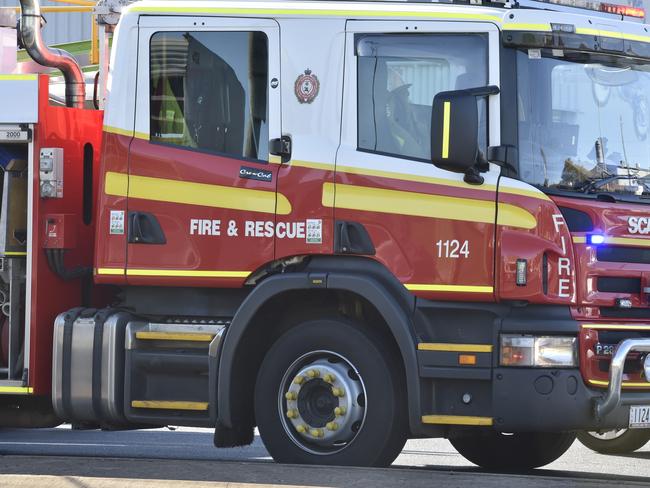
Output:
top-left (279, 353), bottom-right (366, 454)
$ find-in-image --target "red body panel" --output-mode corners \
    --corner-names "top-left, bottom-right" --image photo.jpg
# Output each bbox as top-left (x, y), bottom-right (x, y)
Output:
top-left (29, 75), bottom-right (104, 394)
top-left (125, 140), bottom-right (279, 287)
top-left (94, 131), bottom-right (129, 284)
top-left (497, 192), bottom-right (576, 304)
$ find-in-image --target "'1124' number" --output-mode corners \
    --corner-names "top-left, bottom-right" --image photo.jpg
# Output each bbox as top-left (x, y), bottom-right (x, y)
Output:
top-left (435, 239), bottom-right (469, 259)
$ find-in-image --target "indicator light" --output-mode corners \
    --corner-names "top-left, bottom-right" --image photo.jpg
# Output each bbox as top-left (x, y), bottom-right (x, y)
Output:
top-left (588, 234), bottom-right (605, 245)
top-left (616, 298), bottom-right (633, 309)
top-left (599, 3), bottom-right (645, 18)
top-left (516, 259), bottom-right (527, 286)
top-left (459, 354), bottom-right (477, 365)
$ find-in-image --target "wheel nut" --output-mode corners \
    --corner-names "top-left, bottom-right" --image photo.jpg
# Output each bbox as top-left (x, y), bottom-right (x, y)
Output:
top-left (307, 369), bottom-right (320, 378)
top-left (331, 387), bottom-right (345, 397)
top-left (323, 373), bottom-right (335, 384)
top-left (296, 424), bottom-right (307, 433)
top-left (334, 406), bottom-right (347, 416)
top-left (326, 421), bottom-right (338, 431)
top-left (293, 376), bottom-right (305, 385)
top-left (285, 391), bottom-right (297, 401)
top-left (286, 409), bottom-right (299, 419)
top-left (309, 428), bottom-right (324, 438)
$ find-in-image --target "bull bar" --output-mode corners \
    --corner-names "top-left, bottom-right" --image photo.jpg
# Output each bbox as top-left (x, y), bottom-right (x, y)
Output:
top-left (594, 338), bottom-right (650, 419)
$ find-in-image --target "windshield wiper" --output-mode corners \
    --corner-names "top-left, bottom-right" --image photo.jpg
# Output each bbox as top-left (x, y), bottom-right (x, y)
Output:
top-left (578, 174), bottom-right (645, 194)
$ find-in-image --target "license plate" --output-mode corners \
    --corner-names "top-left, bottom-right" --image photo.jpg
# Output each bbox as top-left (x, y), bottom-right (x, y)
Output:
top-left (629, 405), bottom-right (650, 428)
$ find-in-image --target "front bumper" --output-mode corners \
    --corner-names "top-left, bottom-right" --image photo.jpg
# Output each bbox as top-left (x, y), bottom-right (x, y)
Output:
top-left (594, 338), bottom-right (650, 419)
top-left (492, 340), bottom-right (650, 431)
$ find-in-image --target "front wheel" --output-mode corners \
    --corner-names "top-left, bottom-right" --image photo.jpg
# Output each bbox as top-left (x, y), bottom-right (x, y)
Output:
top-left (577, 429), bottom-right (650, 454)
top-left (450, 431), bottom-right (576, 469)
top-left (254, 318), bottom-right (407, 467)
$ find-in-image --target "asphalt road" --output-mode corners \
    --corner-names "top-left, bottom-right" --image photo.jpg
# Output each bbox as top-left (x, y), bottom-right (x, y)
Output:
top-left (0, 426), bottom-right (650, 487)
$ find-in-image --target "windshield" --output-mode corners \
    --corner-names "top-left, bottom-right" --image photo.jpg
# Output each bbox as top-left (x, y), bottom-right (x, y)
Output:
top-left (517, 50), bottom-right (650, 196)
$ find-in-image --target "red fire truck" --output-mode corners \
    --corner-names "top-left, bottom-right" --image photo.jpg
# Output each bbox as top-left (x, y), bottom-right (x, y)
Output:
top-left (0, 0), bottom-right (650, 470)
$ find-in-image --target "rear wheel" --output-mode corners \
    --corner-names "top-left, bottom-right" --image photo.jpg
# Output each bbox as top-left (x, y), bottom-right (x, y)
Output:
top-left (450, 431), bottom-right (576, 469)
top-left (254, 318), bottom-right (407, 467)
top-left (577, 429), bottom-right (650, 454)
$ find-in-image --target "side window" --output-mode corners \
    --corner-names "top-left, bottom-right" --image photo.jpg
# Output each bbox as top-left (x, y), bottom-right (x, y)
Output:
top-left (357, 33), bottom-right (488, 162)
top-left (150, 31), bottom-right (269, 161)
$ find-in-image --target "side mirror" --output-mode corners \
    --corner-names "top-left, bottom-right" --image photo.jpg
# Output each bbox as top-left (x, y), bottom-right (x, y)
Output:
top-left (430, 85), bottom-right (500, 174)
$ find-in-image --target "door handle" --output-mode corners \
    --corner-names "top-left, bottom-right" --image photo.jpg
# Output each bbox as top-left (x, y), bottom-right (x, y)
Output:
top-left (128, 212), bottom-right (166, 245)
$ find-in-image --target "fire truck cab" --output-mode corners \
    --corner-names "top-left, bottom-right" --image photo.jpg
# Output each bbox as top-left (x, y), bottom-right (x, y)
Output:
top-left (1, 0), bottom-right (650, 470)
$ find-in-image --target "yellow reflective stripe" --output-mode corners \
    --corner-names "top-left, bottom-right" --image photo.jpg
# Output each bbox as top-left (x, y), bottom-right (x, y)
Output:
top-left (323, 182), bottom-right (536, 229)
top-left (96, 267), bottom-right (125, 275)
top-left (422, 414), bottom-right (493, 426)
top-left (136, 331), bottom-right (215, 342)
top-left (131, 400), bottom-right (209, 411)
top-left (334, 164), bottom-right (549, 201)
top-left (442, 101), bottom-right (450, 159)
top-left (126, 269), bottom-right (250, 278)
top-left (582, 323), bottom-right (650, 331)
top-left (103, 125), bottom-right (133, 137)
top-left (502, 23), bottom-right (650, 45)
top-left (0, 74), bottom-right (38, 81)
top-left (131, 5), bottom-right (501, 22)
top-left (0, 386), bottom-right (33, 394)
top-left (499, 186), bottom-right (551, 201)
top-left (418, 343), bottom-right (493, 353)
top-left (588, 379), bottom-right (650, 388)
top-left (104, 172), bottom-right (290, 215)
top-left (502, 23), bottom-right (551, 32)
top-left (496, 203), bottom-right (537, 229)
top-left (103, 125), bottom-right (148, 139)
top-left (575, 27), bottom-right (602, 37)
top-left (604, 236), bottom-right (650, 248)
top-left (105, 171), bottom-right (128, 197)
top-left (572, 235), bottom-right (650, 247)
top-left (406, 284), bottom-right (493, 293)
top-left (3, 252), bottom-right (26, 256)
top-left (292, 160), bottom-right (336, 171)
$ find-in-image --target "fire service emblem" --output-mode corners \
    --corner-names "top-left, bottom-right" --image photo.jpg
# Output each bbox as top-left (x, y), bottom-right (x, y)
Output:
top-left (294, 69), bottom-right (320, 104)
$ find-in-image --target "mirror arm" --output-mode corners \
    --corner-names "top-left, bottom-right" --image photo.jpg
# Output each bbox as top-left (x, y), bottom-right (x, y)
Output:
top-left (463, 165), bottom-right (484, 185)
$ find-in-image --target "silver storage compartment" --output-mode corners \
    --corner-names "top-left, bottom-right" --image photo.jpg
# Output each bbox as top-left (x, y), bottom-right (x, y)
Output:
top-left (52, 309), bottom-right (131, 425)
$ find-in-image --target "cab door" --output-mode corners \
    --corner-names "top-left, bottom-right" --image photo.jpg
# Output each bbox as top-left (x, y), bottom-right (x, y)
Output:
top-left (337, 20), bottom-right (501, 301)
top-left (126, 17), bottom-right (281, 286)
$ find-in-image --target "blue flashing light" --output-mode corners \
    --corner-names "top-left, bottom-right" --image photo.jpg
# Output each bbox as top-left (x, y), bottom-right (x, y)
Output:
top-left (588, 234), bottom-right (605, 245)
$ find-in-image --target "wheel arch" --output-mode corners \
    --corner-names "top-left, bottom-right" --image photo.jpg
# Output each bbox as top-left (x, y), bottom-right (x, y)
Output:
top-left (216, 256), bottom-right (421, 435)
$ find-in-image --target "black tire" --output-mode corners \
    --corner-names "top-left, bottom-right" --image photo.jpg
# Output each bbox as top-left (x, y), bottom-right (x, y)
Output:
top-left (577, 429), bottom-right (650, 454)
top-left (254, 318), bottom-right (407, 467)
top-left (450, 431), bottom-right (576, 469)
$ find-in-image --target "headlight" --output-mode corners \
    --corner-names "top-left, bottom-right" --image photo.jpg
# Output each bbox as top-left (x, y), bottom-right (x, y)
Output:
top-left (500, 335), bottom-right (577, 367)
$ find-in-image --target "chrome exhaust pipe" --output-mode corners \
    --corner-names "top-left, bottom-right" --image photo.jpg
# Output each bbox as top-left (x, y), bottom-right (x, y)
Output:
top-left (19, 0), bottom-right (86, 108)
